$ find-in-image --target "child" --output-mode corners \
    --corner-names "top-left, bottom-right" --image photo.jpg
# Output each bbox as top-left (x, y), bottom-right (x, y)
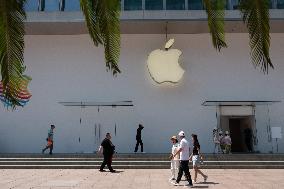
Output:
top-left (224, 131), bottom-right (232, 154)
top-left (169, 136), bottom-right (180, 181)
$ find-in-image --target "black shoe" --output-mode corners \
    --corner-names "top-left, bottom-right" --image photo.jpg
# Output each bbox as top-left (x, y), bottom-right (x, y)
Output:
top-left (187, 182), bottom-right (193, 188)
top-left (99, 169), bottom-right (106, 172)
top-left (110, 170), bottom-right (116, 173)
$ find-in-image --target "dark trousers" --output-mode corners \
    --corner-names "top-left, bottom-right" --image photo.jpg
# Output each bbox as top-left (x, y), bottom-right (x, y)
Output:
top-left (100, 154), bottom-right (114, 171)
top-left (42, 142), bottom-right (53, 154)
top-left (176, 160), bottom-right (192, 184)
top-left (245, 138), bottom-right (252, 152)
top-left (134, 139), bottom-right (143, 152)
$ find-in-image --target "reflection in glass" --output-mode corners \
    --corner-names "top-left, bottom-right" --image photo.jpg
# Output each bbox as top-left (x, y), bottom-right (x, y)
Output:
top-left (124, 0), bottom-right (142, 10)
top-left (44, 0), bottom-right (58, 12)
top-left (277, 0), bottom-right (284, 9)
top-left (24, 0), bottom-right (38, 11)
top-left (188, 0), bottom-right (203, 10)
top-left (166, 0), bottom-right (185, 10)
top-left (64, 0), bottom-right (80, 11)
top-left (145, 0), bottom-right (163, 10)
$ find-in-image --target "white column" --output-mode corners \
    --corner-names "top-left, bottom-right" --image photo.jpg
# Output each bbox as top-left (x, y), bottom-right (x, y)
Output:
top-left (185, 0), bottom-right (188, 10)
top-left (121, 0), bottom-right (124, 11)
top-left (163, 0), bottom-right (166, 10)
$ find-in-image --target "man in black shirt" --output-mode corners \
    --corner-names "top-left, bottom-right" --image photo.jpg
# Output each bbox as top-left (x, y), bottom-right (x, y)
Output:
top-left (99, 133), bottom-right (116, 172)
top-left (134, 124), bottom-right (144, 153)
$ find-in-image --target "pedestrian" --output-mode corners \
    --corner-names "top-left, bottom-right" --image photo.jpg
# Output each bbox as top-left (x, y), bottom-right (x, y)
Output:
top-left (244, 127), bottom-right (253, 152)
top-left (134, 124), bottom-right (144, 153)
top-left (42, 125), bottom-right (55, 155)
top-left (223, 131), bottom-right (232, 154)
top-left (171, 131), bottom-right (193, 187)
top-left (189, 134), bottom-right (208, 183)
top-left (99, 133), bottom-right (116, 172)
top-left (213, 127), bottom-right (221, 154)
top-left (219, 131), bottom-right (225, 153)
top-left (169, 136), bottom-right (180, 181)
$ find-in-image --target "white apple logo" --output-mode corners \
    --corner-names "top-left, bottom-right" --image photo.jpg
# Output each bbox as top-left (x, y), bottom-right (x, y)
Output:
top-left (147, 39), bottom-right (185, 84)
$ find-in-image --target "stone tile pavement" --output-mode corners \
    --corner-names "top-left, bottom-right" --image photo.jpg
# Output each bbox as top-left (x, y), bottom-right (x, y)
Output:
top-left (0, 169), bottom-right (283, 189)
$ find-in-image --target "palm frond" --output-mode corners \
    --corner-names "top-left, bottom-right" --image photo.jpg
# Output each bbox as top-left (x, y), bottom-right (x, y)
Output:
top-left (239, 0), bottom-right (273, 73)
top-left (203, 0), bottom-right (227, 51)
top-left (0, 0), bottom-right (32, 109)
top-left (80, 0), bottom-right (121, 75)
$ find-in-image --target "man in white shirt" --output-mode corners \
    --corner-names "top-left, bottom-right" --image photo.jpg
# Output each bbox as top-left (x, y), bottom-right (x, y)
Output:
top-left (172, 131), bottom-right (193, 187)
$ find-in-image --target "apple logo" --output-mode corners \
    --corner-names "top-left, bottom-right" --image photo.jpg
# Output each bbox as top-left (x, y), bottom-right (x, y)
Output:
top-left (147, 39), bottom-right (185, 84)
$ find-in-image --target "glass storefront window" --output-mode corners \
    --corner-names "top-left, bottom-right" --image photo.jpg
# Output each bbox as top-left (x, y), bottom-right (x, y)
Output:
top-left (277, 0), bottom-right (284, 8)
top-left (64, 0), bottom-right (80, 11)
top-left (231, 0), bottom-right (239, 10)
top-left (145, 0), bottom-right (163, 10)
top-left (44, 0), bottom-right (59, 12)
top-left (24, 0), bottom-right (38, 11)
top-left (188, 0), bottom-right (203, 10)
top-left (166, 0), bottom-right (185, 10)
top-left (124, 0), bottom-right (142, 10)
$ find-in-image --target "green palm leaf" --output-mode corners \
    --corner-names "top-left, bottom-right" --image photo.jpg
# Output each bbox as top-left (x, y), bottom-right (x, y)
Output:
top-left (203, 0), bottom-right (227, 51)
top-left (239, 0), bottom-right (273, 73)
top-left (0, 0), bottom-right (31, 109)
top-left (80, 0), bottom-right (121, 75)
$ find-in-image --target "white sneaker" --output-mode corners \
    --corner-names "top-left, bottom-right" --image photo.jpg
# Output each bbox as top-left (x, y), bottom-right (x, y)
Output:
top-left (204, 175), bottom-right (208, 183)
top-left (171, 181), bottom-right (180, 186)
top-left (169, 177), bottom-right (175, 181)
top-left (193, 180), bottom-right (197, 183)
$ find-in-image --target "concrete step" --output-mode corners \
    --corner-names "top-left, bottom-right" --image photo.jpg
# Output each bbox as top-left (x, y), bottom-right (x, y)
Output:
top-left (0, 153), bottom-right (283, 169)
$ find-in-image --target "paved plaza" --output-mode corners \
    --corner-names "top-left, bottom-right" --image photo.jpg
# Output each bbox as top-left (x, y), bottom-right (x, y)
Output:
top-left (0, 169), bottom-right (283, 189)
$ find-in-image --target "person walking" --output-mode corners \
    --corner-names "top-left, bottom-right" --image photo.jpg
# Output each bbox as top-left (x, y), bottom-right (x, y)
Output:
top-left (213, 127), bottom-right (221, 153)
top-left (219, 131), bottom-right (225, 153)
top-left (189, 134), bottom-right (208, 183)
top-left (171, 131), bottom-right (193, 187)
top-left (99, 133), bottom-right (116, 172)
top-left (42, 125), bottom-right (55, 155)
top-left (223, 131), bottom-right (232, 154)
top-left (134, 124), bottom-right (144, 153)
top-left (244, 127), bottom-right (253, 152)
top-left (169, 136), bottom-right (180, 181)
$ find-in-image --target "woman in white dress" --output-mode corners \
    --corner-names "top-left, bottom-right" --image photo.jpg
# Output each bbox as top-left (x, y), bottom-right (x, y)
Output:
top-left (169, 136), bottom-right (180, 181)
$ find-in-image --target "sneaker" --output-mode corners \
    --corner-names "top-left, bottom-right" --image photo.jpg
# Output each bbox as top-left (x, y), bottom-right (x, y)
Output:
top-left (204, 175), bottom-right (208, 183)
top-left (99, 170), bottom-right (106, 172)
top-left (193, 180), bottom-right (197, 183)
top-left (185, 182), bottom-right (194, 188)
top-left (170, 181), bottom-right (180, 186)
top-left (110, 170), bottom-right (116, 173)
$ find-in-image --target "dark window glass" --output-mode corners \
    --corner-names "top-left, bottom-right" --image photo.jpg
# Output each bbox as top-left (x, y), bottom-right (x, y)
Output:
top-left (231, 0), bottom-right (239, 10)
top-left (145, 0), bottom-right (163, 10)
top-left (64, 0), bottom-right (80, 11)
top-left (124, 0), bottom-right (142, 10)
top-left (24, 0), bottom-right (38, 11)
top-left (188, 0), bottom-right (203, 10)
top-left (166, 0), bottom-right (185, 10)
top-left (278, 0), bottom-right (284, 9)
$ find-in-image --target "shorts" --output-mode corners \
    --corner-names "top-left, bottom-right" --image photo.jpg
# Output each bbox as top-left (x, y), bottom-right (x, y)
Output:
top-left (192, 155), bottom-right (200, 167)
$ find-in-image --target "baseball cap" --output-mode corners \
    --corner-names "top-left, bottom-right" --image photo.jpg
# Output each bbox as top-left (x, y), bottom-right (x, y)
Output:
top-left (178, 131), bottom-right (185, 137)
